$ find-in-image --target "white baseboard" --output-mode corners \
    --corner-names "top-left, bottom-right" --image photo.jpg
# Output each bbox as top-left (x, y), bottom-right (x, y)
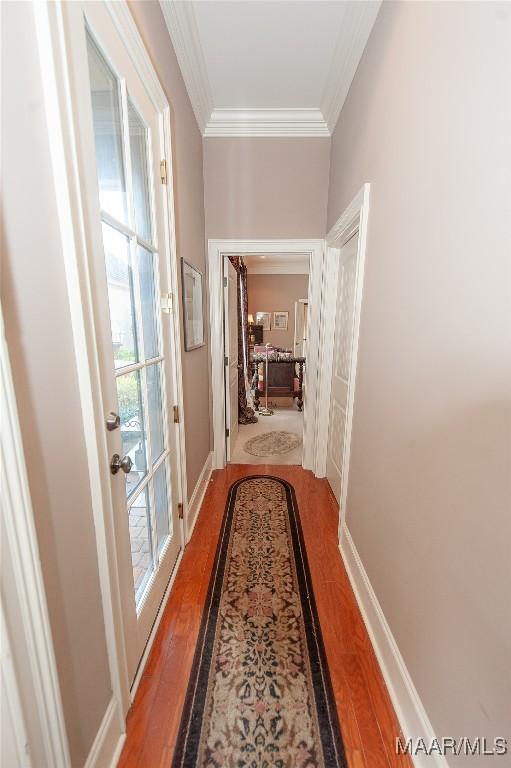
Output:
top-left (340, 524), bottom-right (448, 768)
top-left (186, 451), bottom-right (213, 543)
top-left (84, 697), bottom-right (125, 768)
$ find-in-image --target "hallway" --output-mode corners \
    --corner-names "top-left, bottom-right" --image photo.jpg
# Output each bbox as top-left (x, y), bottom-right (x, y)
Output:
top-left (3, 2), bottom-right (509, 765)
top-left (118, 466), bottom-right (410, 768)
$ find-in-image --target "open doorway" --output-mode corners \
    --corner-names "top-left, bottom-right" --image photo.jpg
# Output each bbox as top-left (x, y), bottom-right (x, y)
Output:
top-left (208, 239), bottom-right (324, 473)
top-left (224, 254), bottom-right (309, 465)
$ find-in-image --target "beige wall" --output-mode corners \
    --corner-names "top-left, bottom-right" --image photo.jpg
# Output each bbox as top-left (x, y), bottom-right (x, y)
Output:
top-left (203, 137), bottom-right (331, 239)
top-left (129, 1), bottom-right (211, 498)
top-left (327, 1), bottom-right (511, 757)
top-left (247, 274), bottom-right (309, 350)
top-left (1, 3), bottom-right (111, 764)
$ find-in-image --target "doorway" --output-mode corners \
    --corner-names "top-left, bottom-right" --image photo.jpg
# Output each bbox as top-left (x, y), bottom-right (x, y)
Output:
top-left (224, 255), bottom-right (309, 465)
top-left (208, 240), bottom-right (324, 474)
top-left (41, 0), bottom-right (187, 691)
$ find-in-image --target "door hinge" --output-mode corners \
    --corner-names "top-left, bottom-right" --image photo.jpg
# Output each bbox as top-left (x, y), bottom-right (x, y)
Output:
top-left (225, 427), bottom-right (230, 438)
top-left (177, 502), bottom-right (184, 520)
top-left (224, 355), bottom-right (228, 367)
top-left (223, 276), bottom-right (227, 287)
top-left (161, 292), bottom-right (173, 313)
top-left (173, 405), bottom-right (180, 423)
top-left (160, 159), bottom-right (168, 185)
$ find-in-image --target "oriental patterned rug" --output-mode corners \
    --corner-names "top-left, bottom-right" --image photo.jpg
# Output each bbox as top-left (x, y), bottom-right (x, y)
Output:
top-left (244, 431), bottom-right (302, 457)
top-left (172, 476), bottom-right (347, 768)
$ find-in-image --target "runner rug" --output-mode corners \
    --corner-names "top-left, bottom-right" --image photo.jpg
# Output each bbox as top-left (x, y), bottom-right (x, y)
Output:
top-left (172, 476), bottom-right (347, 768)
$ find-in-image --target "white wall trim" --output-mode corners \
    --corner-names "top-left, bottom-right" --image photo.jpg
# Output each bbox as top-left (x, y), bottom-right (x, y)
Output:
top-left (208, 239), bottom-right (324, 474)
top-left (340, 525), bottom-right (448, 768)
top-left (159, 0), bottom-right (213, 133)
top-left (84, 698), bottom-right (125, 768)
top-left (321, 1), bottom-right (381, 133)
top-left (204, 108), bottom-right (330, 138)
top-left (185, 452), bottom-right (213, 543)
top-left (0, 307), bottom-right (71, 768)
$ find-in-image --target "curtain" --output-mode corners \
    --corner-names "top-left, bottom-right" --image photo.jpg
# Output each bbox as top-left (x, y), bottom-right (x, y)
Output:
top-left (228, 256), bottom-right (257, 424)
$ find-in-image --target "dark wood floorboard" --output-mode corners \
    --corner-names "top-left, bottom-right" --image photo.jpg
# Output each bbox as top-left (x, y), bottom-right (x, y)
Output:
top-left (117, 465), bottom-right (412, 767)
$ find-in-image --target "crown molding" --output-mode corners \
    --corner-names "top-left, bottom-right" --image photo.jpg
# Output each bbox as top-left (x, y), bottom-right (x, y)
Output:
top-left (160, 0), bottom-right (380, 138)
top-left (204, 108), bottom-right (329, 138)
top-left (321, 1), bottom-right (382, 133)
top-left (159, 0), bottom-right (213, 133)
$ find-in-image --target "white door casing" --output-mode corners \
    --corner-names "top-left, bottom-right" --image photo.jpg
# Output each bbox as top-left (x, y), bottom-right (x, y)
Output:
top-left (294, 299), bottom-right (308, 358)
top-left (326, 233), bottom-right (359, 502)
top-left (318, 185), bottom-right (370, 540)
top-left (1, 307), bottom-right (71, 768)
top-left (224, 259), bottom-right (239, 459)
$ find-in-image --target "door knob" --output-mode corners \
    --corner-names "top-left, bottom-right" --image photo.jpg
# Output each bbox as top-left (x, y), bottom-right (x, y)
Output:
top-left (110, 453), bottom-right (133, 475)
top-left (106, 411), bottom-right (120, 431)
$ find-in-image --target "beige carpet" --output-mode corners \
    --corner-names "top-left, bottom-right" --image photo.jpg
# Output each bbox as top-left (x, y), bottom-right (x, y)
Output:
top-left (230, 409), bottom-right (304, 465)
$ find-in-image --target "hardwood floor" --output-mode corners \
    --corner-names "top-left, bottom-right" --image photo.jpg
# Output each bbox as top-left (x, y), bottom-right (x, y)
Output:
top-left (117, 465), bottom-right (411, 768)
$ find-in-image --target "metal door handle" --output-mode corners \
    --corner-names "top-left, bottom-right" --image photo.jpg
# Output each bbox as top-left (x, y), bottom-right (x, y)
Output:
top-left (106, 411), bottom-right (120, 431)
top-left (110, 453), bottom-right (133, 475)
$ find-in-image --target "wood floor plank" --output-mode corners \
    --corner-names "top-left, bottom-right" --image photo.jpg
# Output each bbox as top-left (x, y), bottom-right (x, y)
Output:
top-left (117, 465), bottom-right (412, 768)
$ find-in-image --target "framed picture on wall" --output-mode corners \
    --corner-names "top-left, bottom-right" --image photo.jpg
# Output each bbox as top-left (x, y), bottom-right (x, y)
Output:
top-left (273, 311), bottom-right (289, 331)
top-left (255, 311), bottom-right (271, 331)
top-left (181, 258), bottom-right (205, 351)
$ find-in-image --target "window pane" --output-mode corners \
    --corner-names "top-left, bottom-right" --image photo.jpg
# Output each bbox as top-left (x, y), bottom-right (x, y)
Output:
top-left (86, 33), bottom-right (127, 223)
top-left (103, 223), bottom-right (138, 368)
top-left (153, 462), bottom-right (170, 554)
top-left (146, 364), bottom-right (165, 464)
top-left (138, 245), bottom-right (159, 360)
top-left (129, 487), bottom-right (153, 603)
top-left (116, 371), bottom-right (147, 497)
top-left (128, 99), bottom-right (152, 242)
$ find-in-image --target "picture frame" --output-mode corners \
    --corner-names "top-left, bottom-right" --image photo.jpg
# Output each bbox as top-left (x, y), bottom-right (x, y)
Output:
top-left (181, 258), bottom-right (205, 351)
top-left (273, 311), bottom-right (289, 331)
top-left (255, 311), bottom-right (271, 331)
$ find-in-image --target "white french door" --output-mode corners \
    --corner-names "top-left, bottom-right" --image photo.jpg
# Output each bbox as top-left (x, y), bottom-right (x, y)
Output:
top-left (68, 2), bottom-right (183, 683)
top-left (326, 231), bottom-right (359, 505)
top-left (224, 259), bottom-right (239, 460)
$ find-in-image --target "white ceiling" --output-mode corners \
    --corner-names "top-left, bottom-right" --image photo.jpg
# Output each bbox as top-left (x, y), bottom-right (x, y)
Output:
top-left (243, 254), bottom-right (309, 274)
top-left (160, 1), bottom-right (381, 137)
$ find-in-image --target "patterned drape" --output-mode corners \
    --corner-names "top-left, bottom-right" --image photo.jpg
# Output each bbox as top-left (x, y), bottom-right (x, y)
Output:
top-left (228, 256), bottom-right (258, 424)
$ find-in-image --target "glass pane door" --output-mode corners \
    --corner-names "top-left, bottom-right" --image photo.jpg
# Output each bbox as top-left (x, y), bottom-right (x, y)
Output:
top-left (83, 16), bottom-right (182, 683)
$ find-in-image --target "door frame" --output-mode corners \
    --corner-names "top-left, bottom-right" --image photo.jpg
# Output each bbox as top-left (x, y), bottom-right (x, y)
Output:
top-left (293, 298), bottom-right (308, 357)
top-left (1, 306), bottom-right (71, 767)
top-left (208, 239), bottom-right (324, 473)
top-left (34, 0), bottom-right (188, 728)
top-left (223, 257), bottom-right (239, 462)
top-left (316, 184), bottom-right (371, 538)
